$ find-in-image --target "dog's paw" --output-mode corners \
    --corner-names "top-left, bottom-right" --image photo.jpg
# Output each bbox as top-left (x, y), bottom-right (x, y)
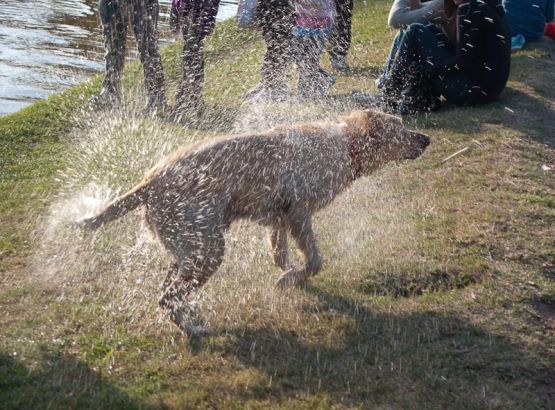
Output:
top-left (183, 324), bottom-right (214, 338)
top-left (275, 268), bottom-right (308, 290)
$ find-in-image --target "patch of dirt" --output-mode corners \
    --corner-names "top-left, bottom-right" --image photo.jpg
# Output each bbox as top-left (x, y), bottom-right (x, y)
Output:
top-left (358, 268), bottom-right (492, 298)
top-left (533, 299), bottom-right (555, 330)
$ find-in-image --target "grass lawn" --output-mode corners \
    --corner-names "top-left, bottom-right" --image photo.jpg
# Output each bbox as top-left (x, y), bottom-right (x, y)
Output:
top-left (1, 1), bottom-right (554, 408)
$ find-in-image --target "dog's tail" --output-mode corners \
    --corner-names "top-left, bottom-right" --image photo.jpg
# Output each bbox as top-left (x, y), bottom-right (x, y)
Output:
top-left (80, 181), bottom-right (150, 231)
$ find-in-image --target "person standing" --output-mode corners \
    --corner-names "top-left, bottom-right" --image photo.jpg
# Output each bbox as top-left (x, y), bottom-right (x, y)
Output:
top-left (328, 0), bottom-right (353, 71)
top-left (92, 0), bottom-right (166, 112)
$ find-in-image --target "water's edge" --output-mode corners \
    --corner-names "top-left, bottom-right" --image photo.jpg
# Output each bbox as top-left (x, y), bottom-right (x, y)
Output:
top-left (0, 0), bottom-right (237, 116)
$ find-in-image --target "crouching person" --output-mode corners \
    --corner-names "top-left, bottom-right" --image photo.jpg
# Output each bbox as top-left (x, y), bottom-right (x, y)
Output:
top-left (170, 0), bottom-right (220, 119)
top-left (92, 0), bottom-right (166, 112)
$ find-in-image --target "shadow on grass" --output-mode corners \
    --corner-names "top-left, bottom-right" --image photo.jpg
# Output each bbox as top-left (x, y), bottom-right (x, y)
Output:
top-left (199, 285), bottom-right (555, 408)
top-left (0, 349), bottom-right (153, 410)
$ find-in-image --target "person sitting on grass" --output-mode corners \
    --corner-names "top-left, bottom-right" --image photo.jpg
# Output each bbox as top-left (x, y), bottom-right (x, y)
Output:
top-left (376, 0), bottom-right (445, 88)
top-left (502, 0), bottom-right (554, 50)
top-left (378, 0), bottom-right (511, 114)
top-left (291, 0), bottom-right (337, 100)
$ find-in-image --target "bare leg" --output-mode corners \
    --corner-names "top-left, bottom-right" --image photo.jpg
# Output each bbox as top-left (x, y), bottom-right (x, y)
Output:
top-left (268, 225), bottom-right (288, 271)
top-left (159, 230), bottom-right (225, 336)
top-left (276, 208), bottom-right (323, 289)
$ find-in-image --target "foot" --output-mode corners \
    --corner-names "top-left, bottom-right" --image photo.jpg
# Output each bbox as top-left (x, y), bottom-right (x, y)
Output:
top-left (169, 100), bottom-right (205, 123)
top-left (88, 88), bottom-right (120, 111)
top-left (143, 94), bottom-right (168, 117)
top-left (172, 302), bottom-right (213, 337)
top-left (182, 324), bottom-right (214, 337)
top-left (330, 56), bottom-right (349, 72)
top-left (374, 74), bottom-right (387, 90)
top-left (244, 83), bottom-right (289, 102)
top-left (351, 91), bottom-right (380, 108)
top-left (276, 267), bottom-right (309, 290)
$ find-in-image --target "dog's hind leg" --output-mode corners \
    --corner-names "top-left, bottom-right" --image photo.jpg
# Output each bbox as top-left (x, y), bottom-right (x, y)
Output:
top-left (162, 262), bottom-right (179, 290)
top-left (159, 229), bottom-right (225, 337)
top-left (268, 223), bottom-right (288, 271)
top-left (276, 208), bottom-right (323, 289)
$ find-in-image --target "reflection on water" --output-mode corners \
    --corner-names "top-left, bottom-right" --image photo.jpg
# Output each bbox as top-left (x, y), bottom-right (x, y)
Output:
top-left (0, 0), bottom-right (237, 116)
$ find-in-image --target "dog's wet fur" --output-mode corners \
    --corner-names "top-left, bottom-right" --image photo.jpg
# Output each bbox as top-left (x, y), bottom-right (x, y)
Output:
top-left (80, 109), bottom-right (430, 336)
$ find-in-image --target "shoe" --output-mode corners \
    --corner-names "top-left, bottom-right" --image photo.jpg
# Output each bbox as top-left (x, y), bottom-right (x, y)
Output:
top-left (143, 94), bottom-right (168, 117)
top-left (330, 56), bottom-right (349, 72)
top-left (511, 34), bottom-right (526, 51)
top-left (351, 91), bottom-right (380, 108)
top-left (169, 98), bottom-right (205, 123)
top-left (88, 88), bottom-right (120, 111)
top-left (244, 83), bottom-right (289, 102)
top-left (319, 68), bottom-right (336, 96)
top-left (374, 74), bottom-right (387, 90)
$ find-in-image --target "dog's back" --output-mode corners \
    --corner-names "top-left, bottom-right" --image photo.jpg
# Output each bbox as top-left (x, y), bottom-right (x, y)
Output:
top-left (143, 122), bottom-right (352, 226)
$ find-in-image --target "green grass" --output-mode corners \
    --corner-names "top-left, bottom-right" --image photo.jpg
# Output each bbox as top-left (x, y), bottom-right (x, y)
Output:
top-left (1, 1), bottom-right (555, 408)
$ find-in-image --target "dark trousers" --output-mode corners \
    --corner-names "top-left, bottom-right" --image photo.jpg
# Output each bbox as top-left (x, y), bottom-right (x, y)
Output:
top-left (388, 23), bottom-right (485, 106)
top-left (98, 0), bottom-right (165, 105)
top-left (293, 33), bottom-right (328, 98)
top-left (256, 0), bottom-right (294, 91)
top-left (175, 16), bottom-right (207, 113)
top-left (329, 0), bottom-right (353, 61)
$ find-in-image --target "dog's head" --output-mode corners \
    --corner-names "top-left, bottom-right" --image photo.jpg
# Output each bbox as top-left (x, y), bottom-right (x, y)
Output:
top-left (343, 109), bottom-right (430, 175)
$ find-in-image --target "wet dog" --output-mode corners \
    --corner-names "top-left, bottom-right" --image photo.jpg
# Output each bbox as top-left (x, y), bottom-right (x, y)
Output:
top-left (80, 109), bottom-right (430, 336)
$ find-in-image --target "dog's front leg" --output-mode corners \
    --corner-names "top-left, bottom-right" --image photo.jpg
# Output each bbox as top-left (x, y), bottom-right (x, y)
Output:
top-left (268, 225), bottom-right (289, 271)
top-left (276, 208), bottom-right (323, 289)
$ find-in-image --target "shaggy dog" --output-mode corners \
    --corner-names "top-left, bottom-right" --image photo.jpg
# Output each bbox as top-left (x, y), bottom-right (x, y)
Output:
top-left (80, 109), bottom-right (430, 336)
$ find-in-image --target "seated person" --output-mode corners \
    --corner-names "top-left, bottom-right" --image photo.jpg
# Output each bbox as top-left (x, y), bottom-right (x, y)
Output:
top-left (502, 0), bottom-right (554, 43)
top-left (379, 0), bottom-right (511, 113)
top-left (377, 0), bottom-right (445, 88)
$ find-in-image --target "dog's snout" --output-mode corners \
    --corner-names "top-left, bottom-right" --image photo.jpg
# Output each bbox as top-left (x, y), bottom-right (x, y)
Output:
top-left (413, 132), bottom-right (430, 147)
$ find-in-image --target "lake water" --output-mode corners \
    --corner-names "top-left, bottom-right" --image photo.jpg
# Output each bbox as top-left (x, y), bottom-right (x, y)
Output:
top-left (0, 0), bottom-right (237, 116)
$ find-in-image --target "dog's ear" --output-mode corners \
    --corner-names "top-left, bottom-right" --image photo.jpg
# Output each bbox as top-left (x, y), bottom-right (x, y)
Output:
top-left (342, 110), bottom-right (372, 135)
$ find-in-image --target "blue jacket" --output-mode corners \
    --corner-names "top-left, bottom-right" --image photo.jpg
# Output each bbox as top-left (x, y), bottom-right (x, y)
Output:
top-left (502, 0), bottom-right (555, 41)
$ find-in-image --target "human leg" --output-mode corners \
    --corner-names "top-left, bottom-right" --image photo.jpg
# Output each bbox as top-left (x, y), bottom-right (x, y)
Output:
top-left (94, 0), bottom-right (127, 107)
top-left (252, 0), bottom-right (294, 99)
top-left (376, 29), bottom-right (405, 89)
top-left (431, 73), bottom-right (485, 106)
top-left (129, 0), bottom-right (166, 111)
top-left (174, 16), bottom-right (206, 117)
top-left (329, 0), bottom-right (353, 71)
top-left (386, 23), bottom-right (452, 95)
top-left (295, 32), bottom-right (333, 100)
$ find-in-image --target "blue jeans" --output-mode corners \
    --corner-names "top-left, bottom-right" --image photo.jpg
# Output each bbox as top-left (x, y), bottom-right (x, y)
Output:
top-left (382, 29), bottom-right (405, 81)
